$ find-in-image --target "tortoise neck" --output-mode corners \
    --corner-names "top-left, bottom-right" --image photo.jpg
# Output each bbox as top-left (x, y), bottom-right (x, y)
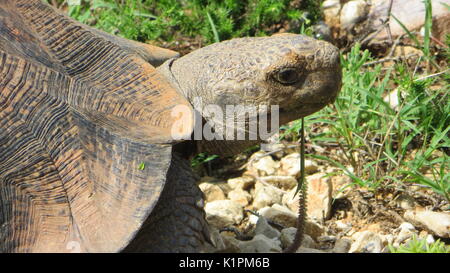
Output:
top-left (157, 57), bottom-right (204, 105)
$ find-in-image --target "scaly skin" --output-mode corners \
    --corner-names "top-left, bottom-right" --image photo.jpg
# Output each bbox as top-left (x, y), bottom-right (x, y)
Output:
top-left (158, 34), bottom-right (342, 156)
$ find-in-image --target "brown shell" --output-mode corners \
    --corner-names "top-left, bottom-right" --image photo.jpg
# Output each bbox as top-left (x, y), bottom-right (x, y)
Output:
top-left (0, 0), bottom-right (193, 252)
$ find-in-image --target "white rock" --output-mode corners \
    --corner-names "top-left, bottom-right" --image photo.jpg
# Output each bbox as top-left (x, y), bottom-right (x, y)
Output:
top-left (205, 200), bottom-right (244, 228)
top-left (258, 176), bottom-right (298, 190)
top-left (199, 182), bottom-right (226, 202)
top-left (335, 220), bottom-right (352, 230)
top-left (331, 175), bottom-right (352, 199)
top-left (258, 204), bottom-right (324, 240)
top-left (332, 238), bottom-right (352, 253)
top-left (220, 234), bottom-right (241, 253)
top-left (399, 222), bottom-right (416, 232)
top-left (280, 227), bottom-right (317, 249)
top-left (249, 214), bottom-right (259, 225)
top-left (254, 217), bottom-right (280, 239)
top-left (260, 143), bottom-right (287, 159)
top-left (425, 234), bottom-right (435, 244)
top-left (227, 176), bottom-right (255, 190)
top-left (368, 0), bottom-right (450, 41)
top-left (381, 234), bottom-right (395, 246)
top-left (248, 152), bottom-right (279, 176)
top-left (280, 227), bottom-right (296, 249)
top-left (340, 0), bottom-right (369, 28)
top-left (350, 231), bottom-right (383, 253)
top-left (404, 210), bottom-right (450, 238)
top-left (238, 234), bottom-right (282, 253)
top-left (323, 0), bottom-right (341, 27)
top-left (253, 182), bottom-right (283, 209)
top-left (279, 153), bottom-right (318, 177)
top-left (396, 230), bottom-right (415, 245)
top-left (283, 173), bottom-right (333, 221)
top-left (228, 188), bottom-right (252, 207)
top-left (323, 0), bottom-right (340, 9)
top-left (317, 235), bottom-right (337, 243)
top-left (258, 204), bottom-right (298, 227)
top-left (383, 88), bottom-right (401, 110)
top-left (394, 193), bottom-right (416, 210)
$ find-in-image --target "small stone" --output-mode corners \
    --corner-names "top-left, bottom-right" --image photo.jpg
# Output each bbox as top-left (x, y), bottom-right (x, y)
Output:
top-left (260, 143), bottom-right (287, 159)
top-left (254, 217), bottom-right (281, 239)
top-left (227, 176), bottom-right (255, 190)
top-left (396, 231), bottom-right (414, 245)
top-left (228, 188), bottom-right (252, 207)
top-left (220, 234), bottom-right (241, 253)
top-left (279, 153), bottom-right (318, 177)
top-left (258, 204), bottom-right (324, 240)
top-left (280, 227), bottom-right (296, 248)
top-left (280, 227), bottom-right (317, 249)
top-left (394, 222), bottom-right (417, 245)
top-left (366, 223), bottom-right (383, 234)
top-left (335, 220), bottom-right (352, 230)
top-left (340, 0), bottom-right (369, 28)
top-left (258, 176), bottom-right (298, 190)
top-left (248, 152), bottom-right (279, 176)
top-left (425, 234), bottom-right (435, 245)
top-left (350, 231), bottom-right (383, 253)
top-left (200, 176), bottom-right (232, 194)
top-left (381, 234), bottom-right (395, 246)
top-left (199, 182), bottom-right (226, 202)
top-left (238, 234), bottom-right (282, 253)
top-left (317, 235), bottom-right (337, 243)
top-left (253, 182), bottom-right (283, 209)
top-left (404, 210), bottom-right (450, 238)
top-left (331, 175), bottom-right (352, 199)
top-left (283, 173), bottom-right (333, 221)
top-left (248, 214), bottom-right (259, 225)
top-left (399, 222), bottom-right (416, 232)
top-left (301, 234), bottom-right (317, 249)
top-left (394, 193), bottom-right (416, 210)
top-left (258, 205), bottom-right (297, 227)
top-left (322, 0), bottom-right (341, 30)
top-left (332, 238), bottom-right (352, 253)
top-left (205, 200), bottom-right (244, 228)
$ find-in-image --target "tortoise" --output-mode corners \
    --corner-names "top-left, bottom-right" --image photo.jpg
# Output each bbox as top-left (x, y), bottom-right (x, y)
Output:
top-left (0, 0), bottom-right (341, 252)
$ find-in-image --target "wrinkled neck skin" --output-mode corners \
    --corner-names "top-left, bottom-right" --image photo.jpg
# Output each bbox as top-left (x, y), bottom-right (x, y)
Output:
top-left (157, 58), bottom-right (267, 157)
top-left (157, 58), bottom-right (202, 103)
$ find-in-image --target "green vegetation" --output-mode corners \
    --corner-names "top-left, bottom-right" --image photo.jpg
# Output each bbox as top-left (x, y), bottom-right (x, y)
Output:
top-left (280, 0), bottom-right (449, 203)
top-left (389, 235), bottom-right (450, 253)
top-left (289, 43), bottom-right (449, 201)
top-left (191, 153), bottom-right (219, 168)
top-left (48, 0), bottom-right (320, 44)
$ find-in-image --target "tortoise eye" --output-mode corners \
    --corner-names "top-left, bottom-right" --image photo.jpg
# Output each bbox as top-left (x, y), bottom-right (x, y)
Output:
top-left (274, 68), bottom-right (299, 85)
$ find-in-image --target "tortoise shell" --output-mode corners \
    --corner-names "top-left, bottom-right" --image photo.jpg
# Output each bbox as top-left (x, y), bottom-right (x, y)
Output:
top-left (0, 0), bottom-right (194, 252)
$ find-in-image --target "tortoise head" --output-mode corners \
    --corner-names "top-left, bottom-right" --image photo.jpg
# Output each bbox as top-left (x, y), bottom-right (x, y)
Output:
top-left (158, 34), bottom-right (342, 155)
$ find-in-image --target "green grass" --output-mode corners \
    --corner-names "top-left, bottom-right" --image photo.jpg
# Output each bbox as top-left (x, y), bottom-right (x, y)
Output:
top-left (389, 235), bottom-right (450, 253)
top-left (283, 44), bottom-right (449, 201)
top-left (49, 0), bottom-right (320, 44)
top-left (279, 0), bottom-right (449, 203)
